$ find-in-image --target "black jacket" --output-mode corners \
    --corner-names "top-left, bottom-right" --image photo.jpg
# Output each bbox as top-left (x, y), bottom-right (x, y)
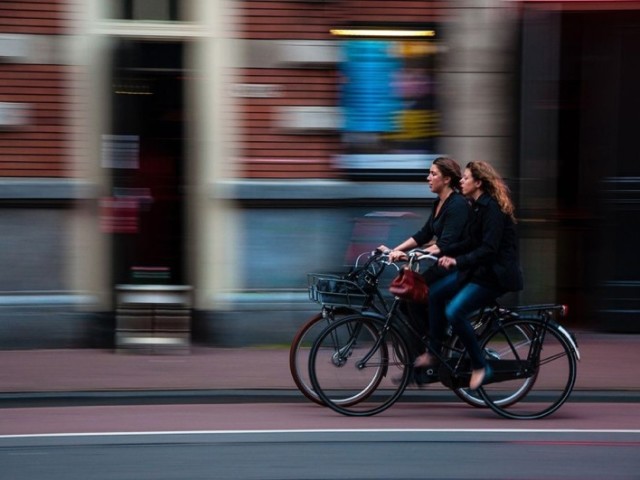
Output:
top-left (446, 193), bottom-right (523, 293)
top-left (412, 192), bottom-right (470, 284)
top-left (412, 192), bottom-right (469, 251)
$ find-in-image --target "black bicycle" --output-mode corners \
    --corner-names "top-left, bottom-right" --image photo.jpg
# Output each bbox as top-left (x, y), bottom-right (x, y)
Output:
top-left (307, 251), bottom-right (580, 419)
top-left (293, 249), bottom-right (536, 410)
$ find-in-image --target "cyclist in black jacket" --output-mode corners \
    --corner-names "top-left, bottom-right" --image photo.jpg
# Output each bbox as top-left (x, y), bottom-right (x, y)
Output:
top-left (378, 157), bottom-right (469, 381)
top-left (379, 156), bottom-right (469, 284)
top-left (415, 161), bottom-right (523, 390)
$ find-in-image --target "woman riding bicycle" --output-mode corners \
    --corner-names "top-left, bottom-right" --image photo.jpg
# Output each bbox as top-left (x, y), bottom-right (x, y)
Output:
top-left (416, 161), bottom-right (524, 390)
top-left (378, 157), bottom-right (470, 373)
top-left (379, 156), bottom-right (468, 279)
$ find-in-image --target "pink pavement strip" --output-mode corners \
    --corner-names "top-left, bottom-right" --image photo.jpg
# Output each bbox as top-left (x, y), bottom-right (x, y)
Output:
top-left (0, 331), bottom-right (638, 393)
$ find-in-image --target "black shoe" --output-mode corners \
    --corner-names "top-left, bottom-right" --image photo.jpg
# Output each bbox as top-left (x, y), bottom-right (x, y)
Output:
top-left (393, 367), bottom-right (437, 387)
top-left (413, 366), bottom-right (439, 386)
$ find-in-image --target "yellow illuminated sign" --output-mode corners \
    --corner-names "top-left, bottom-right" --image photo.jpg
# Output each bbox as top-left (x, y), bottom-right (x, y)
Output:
top-left (383, 110), bottom-right (441, 140)
top-left (330, 28), bottom-right (436, 38)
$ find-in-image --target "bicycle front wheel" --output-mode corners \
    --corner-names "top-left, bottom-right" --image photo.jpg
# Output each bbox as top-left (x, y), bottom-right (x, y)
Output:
top-left (289, 309), bottom-right (355, 406)
top-left (308, 315), bottom-right (411, 416)
top-left (478, 318), bottom-right (578, 420)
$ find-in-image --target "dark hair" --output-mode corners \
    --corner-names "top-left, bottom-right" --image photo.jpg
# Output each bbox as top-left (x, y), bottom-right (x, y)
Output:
top-left (432, 156), bottom-right (462, 190)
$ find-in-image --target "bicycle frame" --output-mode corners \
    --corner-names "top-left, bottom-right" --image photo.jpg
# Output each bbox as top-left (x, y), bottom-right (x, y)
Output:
top-left (353, 298), bottom-right (477, 376)
top-left (353, 299), bottom-right (579, 390)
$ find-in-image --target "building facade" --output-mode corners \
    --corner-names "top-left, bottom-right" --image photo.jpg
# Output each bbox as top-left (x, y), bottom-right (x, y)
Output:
top-left (0, 0), bottom-right (636, 349)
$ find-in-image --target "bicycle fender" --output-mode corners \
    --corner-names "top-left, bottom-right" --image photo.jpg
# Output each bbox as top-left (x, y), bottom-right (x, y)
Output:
top-left (555, 323), bottom-right (581, 361)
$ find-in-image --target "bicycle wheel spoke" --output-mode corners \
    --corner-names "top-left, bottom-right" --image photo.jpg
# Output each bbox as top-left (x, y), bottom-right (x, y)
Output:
top-left (538, 350), bottom-right (569, 366)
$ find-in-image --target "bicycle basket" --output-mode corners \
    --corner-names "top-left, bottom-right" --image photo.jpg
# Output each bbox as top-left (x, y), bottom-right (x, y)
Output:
top-left (307, 273), bottom-right (370, 308)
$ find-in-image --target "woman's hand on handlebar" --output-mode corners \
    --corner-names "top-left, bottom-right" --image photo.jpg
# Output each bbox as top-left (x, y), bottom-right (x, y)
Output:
top-left (389, 250), bottom-right (408, 262)
top-left (376, 245), bottom-right (408, 262)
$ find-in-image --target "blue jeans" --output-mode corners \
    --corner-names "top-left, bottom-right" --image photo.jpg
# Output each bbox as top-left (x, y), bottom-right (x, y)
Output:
top-left (428, 271), bottom-right (501, 370)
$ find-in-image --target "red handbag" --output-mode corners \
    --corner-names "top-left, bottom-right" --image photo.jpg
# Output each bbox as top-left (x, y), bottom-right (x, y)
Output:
top-left (389, 268), bottom-right (429, 303)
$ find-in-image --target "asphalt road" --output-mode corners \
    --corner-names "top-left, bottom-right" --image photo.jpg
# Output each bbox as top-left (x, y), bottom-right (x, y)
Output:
top-left (1, 430), bottom-right (638, 480)
top-left (1, 401), bottom-right (639, 479)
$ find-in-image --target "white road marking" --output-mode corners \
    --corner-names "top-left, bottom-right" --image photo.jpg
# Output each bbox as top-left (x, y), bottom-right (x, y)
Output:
top-left (1, 428), bottom-right (639, 439)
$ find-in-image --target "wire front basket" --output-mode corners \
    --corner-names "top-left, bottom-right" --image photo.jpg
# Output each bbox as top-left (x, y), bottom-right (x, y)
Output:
top-left (307, 273), bottom-right (370, 308)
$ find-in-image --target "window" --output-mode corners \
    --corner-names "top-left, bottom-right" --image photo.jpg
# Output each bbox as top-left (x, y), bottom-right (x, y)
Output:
top-left (109, 0), bottom-right (183, 21)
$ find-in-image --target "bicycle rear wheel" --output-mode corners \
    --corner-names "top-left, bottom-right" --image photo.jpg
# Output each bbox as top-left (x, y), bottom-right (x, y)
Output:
top-left (289, 309), bottom-right (354, 406)
top-left (451, 321), bottom-right (536, 408)
top-left (309, 314), bottom-right (410, 416)
top-left (478, 318), bottom-right (578, 419)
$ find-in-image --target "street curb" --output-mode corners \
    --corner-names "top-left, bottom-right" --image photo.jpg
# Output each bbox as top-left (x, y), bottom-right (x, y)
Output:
top-left (1, 389), bottom-right (639, 408)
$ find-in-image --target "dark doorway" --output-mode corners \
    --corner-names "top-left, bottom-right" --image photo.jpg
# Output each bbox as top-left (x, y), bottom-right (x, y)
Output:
top-left (106, 40), bottom-right (185, 286)
top-left (555, 10), bottom-right (640, 331)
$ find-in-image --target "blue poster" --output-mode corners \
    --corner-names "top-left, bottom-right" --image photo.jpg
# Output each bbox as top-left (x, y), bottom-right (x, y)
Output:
top-left (342, 41), bottom-right (402, 132)
top-left (337, 38), bottom-right (440, 167)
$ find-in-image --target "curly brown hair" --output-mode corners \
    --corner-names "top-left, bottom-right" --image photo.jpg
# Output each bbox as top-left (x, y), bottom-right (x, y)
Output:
top-left (467, 161), bottom-right (517, 222)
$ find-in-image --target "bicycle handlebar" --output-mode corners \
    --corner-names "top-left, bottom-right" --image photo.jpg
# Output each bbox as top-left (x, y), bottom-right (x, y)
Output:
top-left (373, 248), bottom-right (437, 261)
top-left (363, 248), bottom-right (438, 271)
top-left (405, 248), bottom-right (438, 263)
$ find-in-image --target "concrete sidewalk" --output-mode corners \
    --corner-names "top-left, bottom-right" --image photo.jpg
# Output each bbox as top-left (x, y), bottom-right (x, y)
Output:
top-left (0, 331), bottom-right (638, 399)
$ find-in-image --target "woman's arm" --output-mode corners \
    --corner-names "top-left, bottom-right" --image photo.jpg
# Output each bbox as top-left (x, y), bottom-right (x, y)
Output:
top-left (410, 216), bottom-right (435, 247)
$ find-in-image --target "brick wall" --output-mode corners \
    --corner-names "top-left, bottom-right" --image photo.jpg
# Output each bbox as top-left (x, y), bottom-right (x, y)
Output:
top-left (236, 0), bottom-right (445, 179)
top-left (237, 1), bottom-right (446, 40)
top-left (0, 0), bottom-right (78, 178)
top-left (0, 1), bottom-right (446, 179)
top-left (237, 66), bottom-right (341, 178)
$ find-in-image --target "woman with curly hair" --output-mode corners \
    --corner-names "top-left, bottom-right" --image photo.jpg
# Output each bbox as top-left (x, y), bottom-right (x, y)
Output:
top-left (414, 161), bottom-right (523, 390)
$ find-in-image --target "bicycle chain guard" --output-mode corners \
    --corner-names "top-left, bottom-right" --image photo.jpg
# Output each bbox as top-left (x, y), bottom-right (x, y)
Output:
top-left (438, 360), bottom-right (471, 390)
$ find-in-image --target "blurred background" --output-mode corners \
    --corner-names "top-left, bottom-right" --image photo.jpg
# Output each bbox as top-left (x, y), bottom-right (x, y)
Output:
top-left (0, 0), bottom-right (638, 351)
